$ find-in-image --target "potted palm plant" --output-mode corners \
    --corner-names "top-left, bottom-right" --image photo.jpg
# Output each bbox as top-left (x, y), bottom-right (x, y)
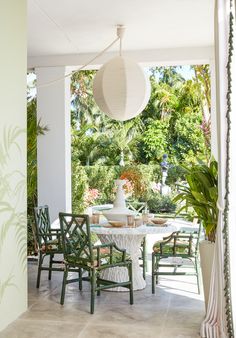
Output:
top-left (173, 159), bottom-right (218, 310)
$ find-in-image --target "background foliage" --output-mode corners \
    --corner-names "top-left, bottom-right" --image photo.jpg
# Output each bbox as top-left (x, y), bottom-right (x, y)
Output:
top-left (70, 65), bottom-right (211, 214)
top-left (71, 66), bottom-right (211, 168)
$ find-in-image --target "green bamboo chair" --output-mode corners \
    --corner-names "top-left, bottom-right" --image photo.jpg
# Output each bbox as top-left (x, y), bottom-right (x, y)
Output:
top-left (59, 212), bottom-right (133, 314)
top-left (34, 205), bottom-right (64, 288)
top-left (152, 225), bottom-right (201, 294)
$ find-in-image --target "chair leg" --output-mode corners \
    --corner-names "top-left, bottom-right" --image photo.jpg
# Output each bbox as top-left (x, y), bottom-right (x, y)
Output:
top-left (79, 268), bottom-right (83, 291)
top-left (152, 253), bottom-right (155, 294)
top-left (195, 257), bottom-right (201, 294)
top-left (48, 254), bottom-right (53, 280)
top-left (36, 251), bottom-right (43, 288)
top-left (156, 257), bottom-right (160, 285)
top-left (142, 237), bottom-right (146, 280)
top-left (90, 269), bottom-right (96, 314)
top-left (97, 272), bottom-right (101, 296)
top-left (60, 265), bottom-right (68, 305)
top-left (128, 262), bottom-right (134, 305)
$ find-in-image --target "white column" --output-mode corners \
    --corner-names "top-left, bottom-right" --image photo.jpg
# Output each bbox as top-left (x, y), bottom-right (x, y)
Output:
top-left (210, 59), bottom-right (218, 160)
top-left (36, 67), bottom-right (71, 221)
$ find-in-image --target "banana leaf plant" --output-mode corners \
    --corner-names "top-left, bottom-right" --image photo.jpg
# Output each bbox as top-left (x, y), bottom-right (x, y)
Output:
top-left (173, 159), bottom-right (218, 242)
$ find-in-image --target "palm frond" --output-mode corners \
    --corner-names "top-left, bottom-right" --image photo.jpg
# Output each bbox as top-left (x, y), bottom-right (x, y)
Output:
top-left (0, 274), bottom-right (17, 304)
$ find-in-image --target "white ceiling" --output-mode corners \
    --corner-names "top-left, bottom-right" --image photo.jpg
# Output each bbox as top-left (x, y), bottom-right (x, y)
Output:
top-left (28, 0), bottom-right (214, 58)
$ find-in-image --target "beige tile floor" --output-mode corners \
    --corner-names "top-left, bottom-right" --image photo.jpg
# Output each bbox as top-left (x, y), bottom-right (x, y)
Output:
top-left (0, 259), bottom-right (205, 338)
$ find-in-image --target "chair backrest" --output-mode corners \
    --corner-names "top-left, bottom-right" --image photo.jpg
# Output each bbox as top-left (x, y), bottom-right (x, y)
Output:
top-left (178, 222), bottom-right (202, 255)
top-left (59, 212), bottom-right (94, 263)
top-left (127, 200), bottom-right (147, 215)
top-left (34, 205), bottom-right (51, 246)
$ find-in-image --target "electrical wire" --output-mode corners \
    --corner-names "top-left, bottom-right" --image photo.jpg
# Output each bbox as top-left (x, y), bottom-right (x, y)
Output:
top-left (37, 37), bottom-right (120, 88)
top-left (33, 0), bottom-right (121, 88)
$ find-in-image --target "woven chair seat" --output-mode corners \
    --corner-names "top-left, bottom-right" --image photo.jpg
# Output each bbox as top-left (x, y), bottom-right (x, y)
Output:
top-left (41, 239), bottom-right (60, 253)
top-left (66, 248), bottom-right (130, 268)
top-left (153, 239), bottom-right (191, 255)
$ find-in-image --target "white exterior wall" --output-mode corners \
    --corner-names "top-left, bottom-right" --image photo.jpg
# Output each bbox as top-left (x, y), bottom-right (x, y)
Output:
top-left (0, 0), bottom-right (27, 331)
top-left (36, 67), bottom-right (71, 221)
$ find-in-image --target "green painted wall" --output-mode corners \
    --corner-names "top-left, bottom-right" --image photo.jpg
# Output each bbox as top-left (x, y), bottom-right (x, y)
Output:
top-left (0, 0), bottom-right (27, 331)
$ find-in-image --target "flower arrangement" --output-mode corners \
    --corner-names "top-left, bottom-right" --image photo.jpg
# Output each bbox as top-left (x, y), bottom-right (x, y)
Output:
top-left (122, 179), bottom-right (134, 196)
top-left (120, 167), bottom-right (147, 198)
top-left (84, 188), bottom-right (100, 207)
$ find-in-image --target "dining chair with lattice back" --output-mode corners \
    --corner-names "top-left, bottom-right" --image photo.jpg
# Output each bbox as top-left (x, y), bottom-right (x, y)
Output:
top-left (34, 205), bottom-right (64, 288)
top-left (59, 212), bottom-right (134, 314)
top-left (152, 223), bottom-right (202, 294)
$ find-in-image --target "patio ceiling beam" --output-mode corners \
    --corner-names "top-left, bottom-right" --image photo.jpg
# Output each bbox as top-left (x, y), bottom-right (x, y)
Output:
top-left (28, 46), bottom-right (214, 70)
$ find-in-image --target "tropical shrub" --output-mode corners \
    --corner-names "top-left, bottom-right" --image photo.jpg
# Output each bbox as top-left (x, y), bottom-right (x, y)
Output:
top-left (27, 97), bottom-right (48, 255)
top-left (71, 164), bottom-right (177, 213)
top-left (84, 165), bottom-right (120, 204)
top-left (173, 159), bottom-right (218, 242)
top-left (72, 164), bottom-right (88, 213)
top-left (147, 193), bottom-right (177, 214)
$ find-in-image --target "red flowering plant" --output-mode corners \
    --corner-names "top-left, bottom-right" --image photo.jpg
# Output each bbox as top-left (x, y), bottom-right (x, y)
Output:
top-left (84, 188), bottom-right (100, 208)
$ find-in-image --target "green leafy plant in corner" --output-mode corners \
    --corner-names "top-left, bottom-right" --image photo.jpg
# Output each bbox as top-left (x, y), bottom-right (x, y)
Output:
top-left (27, 98), bottom-right (49, 254)
top-left (173, 159), bottom-right (218, 242)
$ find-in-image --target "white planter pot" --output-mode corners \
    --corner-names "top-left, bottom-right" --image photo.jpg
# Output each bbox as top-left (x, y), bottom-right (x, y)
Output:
top-left (199, 240), bottom-right (215, 311)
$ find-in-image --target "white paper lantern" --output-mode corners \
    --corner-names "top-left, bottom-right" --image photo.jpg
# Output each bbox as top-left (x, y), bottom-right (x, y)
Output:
top-left (93, 56), bottom-right (151, 121)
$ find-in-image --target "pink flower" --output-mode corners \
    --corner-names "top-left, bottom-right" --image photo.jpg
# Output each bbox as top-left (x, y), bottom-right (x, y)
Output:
top-left (122, 179), bottom-right (134, 196)
top-left (84, 188), bottom-right (100, 207)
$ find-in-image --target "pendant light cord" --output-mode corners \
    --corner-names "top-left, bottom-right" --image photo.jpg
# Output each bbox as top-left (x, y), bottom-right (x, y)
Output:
top-left (37, 36), bottom-right (120, 88)
top-left (33, 1), bottom-right (123, 88)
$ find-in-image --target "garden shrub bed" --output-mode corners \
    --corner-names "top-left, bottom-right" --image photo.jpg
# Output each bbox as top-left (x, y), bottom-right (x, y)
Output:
top-left (72, 163), bottom-right (180, 214)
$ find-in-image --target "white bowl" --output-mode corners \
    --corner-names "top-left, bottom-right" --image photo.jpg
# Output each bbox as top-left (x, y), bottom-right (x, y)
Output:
top-left (103, 208), bottom-right (136, 223)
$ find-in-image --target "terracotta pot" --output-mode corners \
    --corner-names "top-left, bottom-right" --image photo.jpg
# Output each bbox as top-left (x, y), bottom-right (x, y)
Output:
top-left (199, 240), bottom-right (215, 311)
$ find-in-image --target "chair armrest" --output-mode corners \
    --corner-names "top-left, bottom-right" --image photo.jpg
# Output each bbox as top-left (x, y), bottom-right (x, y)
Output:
top-left (93, 242), bottom-right (115, 249)
top-left (39, 232), bottom-right (61, 247)
top-left (175, 234), bottom-right (192, 239)
top-left (162, 231), bottom-right (179, 241)
top-left (93, 242), bottom-right (126, 264)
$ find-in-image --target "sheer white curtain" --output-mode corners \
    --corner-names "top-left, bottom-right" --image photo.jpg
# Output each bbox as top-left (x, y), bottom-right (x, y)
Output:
top-left (201, 0), bottom-right (235, 337)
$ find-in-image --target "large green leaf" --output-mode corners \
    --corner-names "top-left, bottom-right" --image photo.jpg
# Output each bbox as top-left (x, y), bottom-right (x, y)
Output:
top-left (173, 158), bottom-right (218, 241)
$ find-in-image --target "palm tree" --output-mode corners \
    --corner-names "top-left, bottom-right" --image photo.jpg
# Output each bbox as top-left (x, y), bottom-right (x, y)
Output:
top-left (103, 120), bottom-right (142, 165)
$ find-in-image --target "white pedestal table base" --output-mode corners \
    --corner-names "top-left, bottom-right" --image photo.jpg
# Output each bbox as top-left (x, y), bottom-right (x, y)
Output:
top-left (97, 234), bottom-right (146, 291)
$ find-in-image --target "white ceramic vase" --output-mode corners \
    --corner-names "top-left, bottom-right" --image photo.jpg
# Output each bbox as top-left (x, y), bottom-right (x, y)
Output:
top-left (103, 179), bottom-right (135, 222)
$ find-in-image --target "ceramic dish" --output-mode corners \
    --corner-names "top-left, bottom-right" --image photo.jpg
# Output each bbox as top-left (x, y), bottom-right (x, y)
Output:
top-left (108, 221), bottom-right (125, 227)
top-left (150, 218), bottom-right (167, 225)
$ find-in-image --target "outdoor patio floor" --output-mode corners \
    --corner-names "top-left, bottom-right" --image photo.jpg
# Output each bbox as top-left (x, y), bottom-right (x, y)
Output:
top-left (0, 259), bottom-right (205, 338)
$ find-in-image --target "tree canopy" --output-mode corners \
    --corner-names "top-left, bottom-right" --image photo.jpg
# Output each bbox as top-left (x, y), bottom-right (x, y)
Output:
top-left (71, 66), bottom-right (211, 167)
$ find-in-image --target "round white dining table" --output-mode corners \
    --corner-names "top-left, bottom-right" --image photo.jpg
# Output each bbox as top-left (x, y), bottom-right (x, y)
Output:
top-left (91, 223), bottom-right (177, 291)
